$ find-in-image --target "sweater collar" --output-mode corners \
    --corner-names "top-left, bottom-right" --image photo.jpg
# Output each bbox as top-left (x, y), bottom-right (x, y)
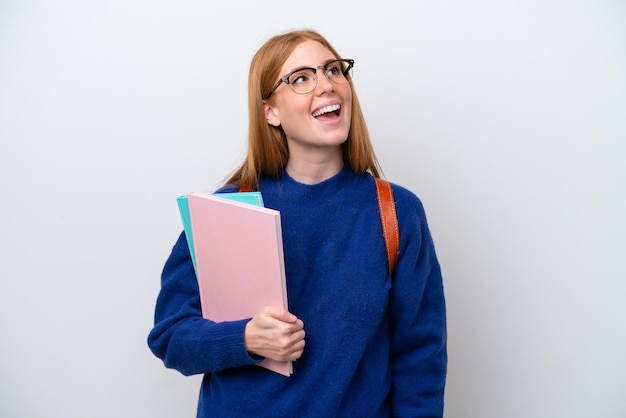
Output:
top-left (266, 165), bottom-right (355, 201)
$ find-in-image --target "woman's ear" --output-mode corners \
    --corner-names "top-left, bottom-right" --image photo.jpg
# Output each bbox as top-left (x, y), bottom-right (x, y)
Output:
top-left (264, 103), bottom-right (281, 127)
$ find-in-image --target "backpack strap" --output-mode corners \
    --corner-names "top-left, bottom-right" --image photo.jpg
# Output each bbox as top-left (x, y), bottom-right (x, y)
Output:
top-left (375, 178), bottom-right (400, 277)
top-left (238, 178), bottom-right (400, 276)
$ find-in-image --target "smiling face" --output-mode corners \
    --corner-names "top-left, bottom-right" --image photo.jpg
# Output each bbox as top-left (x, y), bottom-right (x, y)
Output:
top-left (263, 40), bottom-right (353, 159)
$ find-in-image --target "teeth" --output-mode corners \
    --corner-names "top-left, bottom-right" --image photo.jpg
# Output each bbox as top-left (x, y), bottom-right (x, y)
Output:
top-left (312, 104), bottom-right (340, 117)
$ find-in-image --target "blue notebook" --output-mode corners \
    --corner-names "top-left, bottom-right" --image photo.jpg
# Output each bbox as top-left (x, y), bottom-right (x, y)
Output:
top-left (177, 192), bottom-right (264, 275)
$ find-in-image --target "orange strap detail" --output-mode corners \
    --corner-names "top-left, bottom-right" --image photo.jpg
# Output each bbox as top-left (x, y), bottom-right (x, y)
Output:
top-left (238, 184), bottom-right (254, 193)
top-left (375, 178), bottom-right (400, 277)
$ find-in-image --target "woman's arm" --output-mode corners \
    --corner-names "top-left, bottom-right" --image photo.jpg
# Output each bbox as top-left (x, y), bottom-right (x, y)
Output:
top-left (387, 188), bottom-right (448, 417)
top-left (147, 232), bottom-right (261, 375)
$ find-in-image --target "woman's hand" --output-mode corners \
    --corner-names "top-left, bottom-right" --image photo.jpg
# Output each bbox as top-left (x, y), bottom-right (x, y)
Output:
top-left (244, 307), bottom-right (305, 362)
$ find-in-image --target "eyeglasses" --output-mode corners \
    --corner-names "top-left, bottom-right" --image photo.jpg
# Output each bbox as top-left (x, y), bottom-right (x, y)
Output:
top-left (264, 59), bottom-right (354, 100)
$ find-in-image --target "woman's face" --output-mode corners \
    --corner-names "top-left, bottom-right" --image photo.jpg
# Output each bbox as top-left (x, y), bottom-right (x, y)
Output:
top-left (264, 40), bottom-right (352, 156)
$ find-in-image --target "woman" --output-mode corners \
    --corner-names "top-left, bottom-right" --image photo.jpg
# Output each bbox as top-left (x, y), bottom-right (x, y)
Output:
top-left (148, 29), bottom-right (447, 417)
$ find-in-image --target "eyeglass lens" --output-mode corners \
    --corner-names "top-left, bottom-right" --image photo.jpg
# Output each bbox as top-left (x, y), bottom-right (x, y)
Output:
top-left (288, 61), bottom-right (352, 95)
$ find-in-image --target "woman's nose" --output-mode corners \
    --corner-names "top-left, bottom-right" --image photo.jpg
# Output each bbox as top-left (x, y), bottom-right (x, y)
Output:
top-left (315, 69), bottom-right (335, 94)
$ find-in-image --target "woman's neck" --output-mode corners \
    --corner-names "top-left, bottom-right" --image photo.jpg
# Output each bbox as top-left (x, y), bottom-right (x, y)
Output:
top-left (285, 147), bottom-right (344, 185)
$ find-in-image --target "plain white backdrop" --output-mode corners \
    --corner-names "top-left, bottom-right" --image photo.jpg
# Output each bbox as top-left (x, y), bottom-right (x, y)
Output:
top-left (1, 1), bottom-right (625, 417)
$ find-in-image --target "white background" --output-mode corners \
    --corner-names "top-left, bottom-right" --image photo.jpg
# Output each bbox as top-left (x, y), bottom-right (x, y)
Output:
top-left (1, 1), bottom-right (625, 417)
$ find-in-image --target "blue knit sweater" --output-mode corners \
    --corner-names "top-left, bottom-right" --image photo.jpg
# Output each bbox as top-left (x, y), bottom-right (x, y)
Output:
top-left (148, 167), bottom-right (447, 417)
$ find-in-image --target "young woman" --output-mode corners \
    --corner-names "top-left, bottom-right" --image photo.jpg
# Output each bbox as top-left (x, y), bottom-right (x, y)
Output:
top-left (148, 29), bottom-right (447, 417)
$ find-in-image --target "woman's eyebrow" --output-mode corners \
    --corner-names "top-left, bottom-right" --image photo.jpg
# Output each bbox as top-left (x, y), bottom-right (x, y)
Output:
top-left (287, 65), bottom-right (313, 73)
top-left (287, 58), bottom-right (338, 73)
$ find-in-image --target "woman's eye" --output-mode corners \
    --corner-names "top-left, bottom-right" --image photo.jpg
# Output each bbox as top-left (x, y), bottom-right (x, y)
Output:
top-left (327, 64), bottom-right (342, 76)
top-left (291, 72), bottom-right (312, 85)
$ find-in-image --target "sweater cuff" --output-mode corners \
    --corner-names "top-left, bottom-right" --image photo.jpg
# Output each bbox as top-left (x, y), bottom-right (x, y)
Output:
top-left (208, 319), bottom-right (263, 369)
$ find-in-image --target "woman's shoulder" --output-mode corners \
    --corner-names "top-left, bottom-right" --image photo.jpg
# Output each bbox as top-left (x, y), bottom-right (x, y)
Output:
top-left (386, 180), bottom-right (430, 223)
top-left (387, 180), bottom-right (424, 206)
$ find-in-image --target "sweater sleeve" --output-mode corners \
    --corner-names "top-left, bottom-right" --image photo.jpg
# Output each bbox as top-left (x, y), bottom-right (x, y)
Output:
top-left (387, 187), bottom-right (448, 417)
top-left (147, 232), bottom-right (262, 376)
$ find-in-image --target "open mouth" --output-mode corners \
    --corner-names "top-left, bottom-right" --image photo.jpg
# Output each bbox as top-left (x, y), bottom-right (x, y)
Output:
top-left (312, 104), bottom-right (341, 119)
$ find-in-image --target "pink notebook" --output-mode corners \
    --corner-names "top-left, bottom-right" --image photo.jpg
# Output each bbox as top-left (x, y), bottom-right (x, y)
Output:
top-left (187, 192), bottom-right (291, 376)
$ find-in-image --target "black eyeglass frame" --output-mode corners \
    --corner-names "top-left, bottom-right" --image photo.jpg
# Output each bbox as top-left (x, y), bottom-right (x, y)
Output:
top-left (263, 59), bottom-right (355, 100)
